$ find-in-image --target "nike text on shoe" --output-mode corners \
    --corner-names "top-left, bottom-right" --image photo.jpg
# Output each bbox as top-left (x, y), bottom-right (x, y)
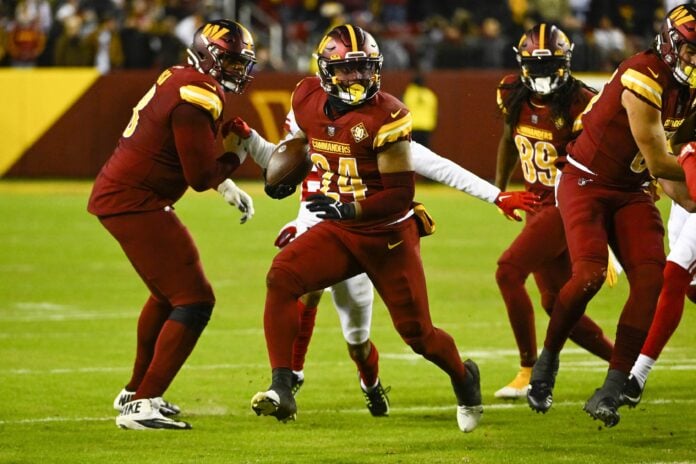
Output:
top-left (113, 388), bottom-right (181, 416)
top-left (454, 359), bottom-right (483, 432)
top-left (527, 349), bottom-right (559, 414)
top-left (251, 388), bottom-right (297, 423)
top-left (361, 380), bottom-right (391, 417)
top-left (494, 367), bottom-right (531, 399)
top-left (113, 388), bottom-right (134, 411)
top-left (620, 375), bottom-right (643, 408)
top-left (584, 387), bottom-right (621, 428)
top-left (116, 398), bottom-right (191, 430)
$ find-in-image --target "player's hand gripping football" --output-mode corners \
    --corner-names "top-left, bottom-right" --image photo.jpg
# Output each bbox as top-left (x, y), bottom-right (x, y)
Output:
top-left (306, 194), bottom-right (356, 220)
top-left (217, 178), bottom-right (255, 224)
top-left (221, 116), bottom-right (252, 163)
top-left (494, 191), bottom-right (540, 221)
top-left (264, 172), bottom-right (297, 200)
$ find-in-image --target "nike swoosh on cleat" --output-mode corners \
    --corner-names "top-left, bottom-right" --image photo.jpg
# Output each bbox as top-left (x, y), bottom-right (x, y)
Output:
top-left (390, 109), bottom-right (402, 118)
top-left (497, 195), bottom-right (512, 200)
top-left (387, 240), bottom-right (404, 250)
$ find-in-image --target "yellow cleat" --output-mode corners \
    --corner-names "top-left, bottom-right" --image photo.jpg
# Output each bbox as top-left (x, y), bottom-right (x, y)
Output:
top-left (494, 367), bottom-right (532, 399)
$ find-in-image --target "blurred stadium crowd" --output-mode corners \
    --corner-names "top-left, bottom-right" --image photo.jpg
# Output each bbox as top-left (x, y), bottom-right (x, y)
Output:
top-left (0, 0), bottom-right (686, 74)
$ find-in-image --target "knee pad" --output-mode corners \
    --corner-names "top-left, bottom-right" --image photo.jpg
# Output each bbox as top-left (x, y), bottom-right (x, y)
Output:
top-left (266, 266), bottom-right (304, 298)
top-left (572, 261), bottom-right (607, 296)
top-left (539, 290), bottom-right (557, 316)
top-left (496, 262), bottom-right (527, 288)
top-left (343, 327), bottom-right (370, 345)
top-left (169, 302), bottom-right (214, 333)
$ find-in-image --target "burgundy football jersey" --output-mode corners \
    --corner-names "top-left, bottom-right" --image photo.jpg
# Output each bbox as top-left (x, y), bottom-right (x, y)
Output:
top-left (291, 77), bottom-right (412, 229)
top-left (88, 66), bottom-right (230, 216)
top-left (567, 50), bottom-right (696, 189)
top-left (497, 74), bottom-right (594, 205)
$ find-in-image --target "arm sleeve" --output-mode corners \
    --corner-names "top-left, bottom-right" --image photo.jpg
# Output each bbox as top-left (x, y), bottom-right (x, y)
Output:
top-left (411, 141), bottom-right (500, 203)
top-left (357, 171), bottom-right (415, 220)
top-left (172, 104), bottom-right (240, 191)
top-left (247, 109), bottom-right (306, 169)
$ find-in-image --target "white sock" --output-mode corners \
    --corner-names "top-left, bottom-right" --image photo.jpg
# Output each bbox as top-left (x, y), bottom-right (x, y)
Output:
top-left (360, 378), bottom-right (379, 391)
top-left (630, 354), bottom-right (656, 388)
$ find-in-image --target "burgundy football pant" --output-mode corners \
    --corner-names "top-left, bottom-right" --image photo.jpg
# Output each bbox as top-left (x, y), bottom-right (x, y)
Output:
top-left (545, 172), bottom-right (665, 373)
top-left (496, 205), bottom-right (612, 366)
top-left (265, 217), bottom-right (467, 383)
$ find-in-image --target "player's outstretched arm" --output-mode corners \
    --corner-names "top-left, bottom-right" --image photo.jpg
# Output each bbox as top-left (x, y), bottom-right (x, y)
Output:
top-left (222, 117), bottom-right (279, 169)
top-left (410, 141), bottom-right (538, 221)
top-left (410, 141), bottom-right (500, 202)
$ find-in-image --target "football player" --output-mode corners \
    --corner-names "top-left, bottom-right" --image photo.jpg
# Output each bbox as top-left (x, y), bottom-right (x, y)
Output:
top-left (243, 24), bottom-right (535, 432)
top-left (492, 24), bottom-right (614, 400)
top-left (527, 5), bottom-right (696, 428)
top-left (226, 107), bottom-right (538, 417)
top-left (88, 19), bottom-right (257, 429)
top-left (623, 117), bottom-right (696, 407)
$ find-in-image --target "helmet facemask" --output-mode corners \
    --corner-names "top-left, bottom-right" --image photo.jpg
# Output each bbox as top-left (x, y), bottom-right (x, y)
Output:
top-left (518, 56), bottom-right (570, 95)
top-left (514, 23), bottom-right (574, 96)
top-left (318, 58), bottom-right (382, 105)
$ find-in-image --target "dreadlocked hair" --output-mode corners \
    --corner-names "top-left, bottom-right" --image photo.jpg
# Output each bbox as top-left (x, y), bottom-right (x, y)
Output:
top-left (499, 76), bottom-right (596, 129)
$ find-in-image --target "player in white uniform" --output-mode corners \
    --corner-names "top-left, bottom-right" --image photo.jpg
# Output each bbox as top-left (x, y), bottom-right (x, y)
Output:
top-left (623, 173), bottom-right (696, 405)
top-left (224, 112), bottom-right (538, 415)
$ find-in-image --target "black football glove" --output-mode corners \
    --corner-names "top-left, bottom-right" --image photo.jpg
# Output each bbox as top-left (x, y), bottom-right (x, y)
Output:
top-left (264, 182), bottom-right (297, 199)
top-left (263, 169), bottom-right (297, 200)
top-left (306, 194), bottom-right (356, 220)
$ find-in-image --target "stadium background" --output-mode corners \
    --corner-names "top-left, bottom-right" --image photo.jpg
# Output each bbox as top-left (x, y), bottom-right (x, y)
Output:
top-left (0, 68), bottom-right (609, 180)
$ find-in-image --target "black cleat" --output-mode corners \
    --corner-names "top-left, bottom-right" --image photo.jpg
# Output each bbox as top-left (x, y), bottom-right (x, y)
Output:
top-left (527, 380), bottom-right (554, 413)
top-left (584, 387), bottom-right (621, 427)
top-left (362, 379), bottom-right (391, 417)
top-left (291, 372), bottom-right (304, 397)
top-left (527, 349), bottom-right (559, 414)
top-left (251, 387), bottom-right (297, 423)
top-left (620, 375), bottom-right (643, 408)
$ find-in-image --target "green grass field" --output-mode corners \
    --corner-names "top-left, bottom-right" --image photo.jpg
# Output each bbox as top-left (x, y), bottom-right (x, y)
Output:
top-left (0, 180), bottom-right (694, 463)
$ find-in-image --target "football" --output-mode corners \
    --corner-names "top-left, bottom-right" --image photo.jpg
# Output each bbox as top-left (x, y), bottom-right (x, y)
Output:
top-left (265, 138), bottom-right (313, 187)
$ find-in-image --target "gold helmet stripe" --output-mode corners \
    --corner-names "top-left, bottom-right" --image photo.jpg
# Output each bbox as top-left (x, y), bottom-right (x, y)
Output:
top-left (237, 22), bottom-right (254, 51)
top-left (346, 24), bottom-right (358, 52)
top-left (539, 23), bottom-right (546, 50)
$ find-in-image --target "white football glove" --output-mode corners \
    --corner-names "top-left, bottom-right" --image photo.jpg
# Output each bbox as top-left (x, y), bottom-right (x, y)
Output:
top-left (217, 179), bottom-right (255, 224)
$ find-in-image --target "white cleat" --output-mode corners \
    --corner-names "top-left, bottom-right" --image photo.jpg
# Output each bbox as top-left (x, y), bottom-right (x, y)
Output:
top-left (113, 388), bottom-right (181, 416)
top-left (494, 384), bottom-right (530, 399)
top-left (116, 398), bottom-right (191, 430)
top-left (457, 404), bottom-right (484, 433)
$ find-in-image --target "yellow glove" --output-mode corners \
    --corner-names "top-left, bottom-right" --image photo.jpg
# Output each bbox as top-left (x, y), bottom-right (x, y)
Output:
top-left (605, 246), bottom-right (623, 288)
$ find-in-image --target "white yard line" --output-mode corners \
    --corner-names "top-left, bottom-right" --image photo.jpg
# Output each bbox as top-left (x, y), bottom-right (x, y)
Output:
top-left (1, 398), bottom-right (695, 425)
